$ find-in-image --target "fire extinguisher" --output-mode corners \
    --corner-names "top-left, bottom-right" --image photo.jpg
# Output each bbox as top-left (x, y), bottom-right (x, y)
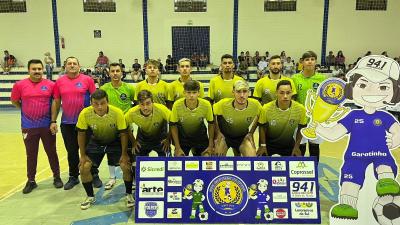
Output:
top-left (61, 36), bottom-right (65, 49)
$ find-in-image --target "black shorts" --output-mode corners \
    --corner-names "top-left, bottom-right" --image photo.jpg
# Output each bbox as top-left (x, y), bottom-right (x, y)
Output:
top-left (267, 148), bottom-right (293, 157)
top-left (136, 142), bottom-right (166, 157)
top-left (181, 145), bottom-right (208, 156)
top-left (86, 139), bottom-right (122, 166)
top-left (224, 135), bottom-right (245, 150)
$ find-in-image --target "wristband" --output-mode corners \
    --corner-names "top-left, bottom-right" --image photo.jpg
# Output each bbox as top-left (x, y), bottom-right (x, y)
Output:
top-left (260, 144), bottom-right (266, 147)
top-left (51, 121), bottom-right (57, 124)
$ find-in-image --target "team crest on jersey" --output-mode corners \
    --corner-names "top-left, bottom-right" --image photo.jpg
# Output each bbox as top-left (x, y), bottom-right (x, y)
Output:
top-left (153, 122), bottom-right (160, 127)
top-left (246, 117), bottom-right (253, 123)
top-left (109, 123), bottom-right (116, 128)
top-left (217, 90), bottom-right (222, 97)
top-left (373, 118), bottom-right (382, 126)
top-left (289, 119), bottom-right (295, 126)
top-left (312, 83), bottom-right (319, 90)
top-left (206, 174), bottom-right (248, 216)
top-left (226, 117), bottom-right (233, 124)
top-left (40, 85), bottom-right (48, 91)
top-left (75, 82), bottom-right (83, 88)
top-left (264, 88), bottom-right (271, 94)
top-left (270, 120), bottom-right (277, 126)
top-left (120, 93), bottom-right (127, 100)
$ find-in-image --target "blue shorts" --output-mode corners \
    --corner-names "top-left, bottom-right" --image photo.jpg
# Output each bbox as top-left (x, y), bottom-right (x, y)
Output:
top-left (340, 152), bottom-right (397, 187)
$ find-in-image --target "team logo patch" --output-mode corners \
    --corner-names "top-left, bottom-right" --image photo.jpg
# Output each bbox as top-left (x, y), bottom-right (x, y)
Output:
top-left (206, 174), bottom-right (248, 216)
top-left (75, 82), bottom-right (83, 88)
top-left (373, 118), bottom-right (382, 126)
top-left (144, 202), bottom-right (159, 217)
top-left (40, 86), bottom-right (48, 91)
top-left (246, 117), bottom-right (253, 123)
top-left (264, 88), bottom-right (271, 94)
top-left (153, 122), bottom-right (160, 127)
top-left (120, 93), bottom-right (127, 100)
top-left (312, 83), bottom-right (319, 90)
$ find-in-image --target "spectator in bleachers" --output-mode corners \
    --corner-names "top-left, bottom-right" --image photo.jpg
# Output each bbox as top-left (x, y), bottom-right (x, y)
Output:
top-left (44, 52), bottom-right (55, 80)
top-left (296, 58), bottom-right (303, 73)
top-left (118, 59), bottom-right (126, 80)
top-left (280, 51), bottom-right (287, 62)
top-left (253, 51), bottom-right (261, 66)
top-left (325, 51), bottom-right (335, 70)
top-left (238, 51), bottom-right (246, 67)
top-left (283, 57), bottom-right (295, 76)
top-left (199, 53), bottom-right (208, 69)
top-left (3, 50), bottom-right (16, 74)
top-left (257, 56), bottom-right (268, 79)
top-left (335, 50), bottom-right (346, 70)
top-left (157, 58), bottom-right (165, 74)
top-left (165, 55), bottom-right (177, 73)
top-left (95, 51), bottom-right (109, 69)
top-left (191, 52), bottom-right (200, 71)
top-left (265, 51), bottom-right (270, 61)
top-left (245, 51), bottom-right (254, 67)
top-left (131, 58), bottom-right (142, 82)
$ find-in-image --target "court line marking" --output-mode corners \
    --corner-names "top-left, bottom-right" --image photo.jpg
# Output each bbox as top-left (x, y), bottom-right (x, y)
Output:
top-left (0, 155), bottom-right (67, 201)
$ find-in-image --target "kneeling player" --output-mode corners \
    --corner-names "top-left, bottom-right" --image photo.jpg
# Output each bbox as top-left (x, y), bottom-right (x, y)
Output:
top-left (76, 90), bottom-right (133, 210)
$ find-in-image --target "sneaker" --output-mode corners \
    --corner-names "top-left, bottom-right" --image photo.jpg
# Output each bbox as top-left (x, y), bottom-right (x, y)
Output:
top-left (92, 175), bottom-right (103, 188)
top-left (64, 177), bottom-right (80, 190)
top-left (53, 177), bottom-right (63, 189)
top-left (22, 181), bottom-right (37, 194)
top-left (330, 204), bottom-right (358, 219)
top-left (80, 196), bottom-right (96, 210)
top-left (105, 178), bottom-right (116, 190)
top-left (126, 194), bottom-right (135, 208)
top-left (376, 178), bottom-right (400, 196)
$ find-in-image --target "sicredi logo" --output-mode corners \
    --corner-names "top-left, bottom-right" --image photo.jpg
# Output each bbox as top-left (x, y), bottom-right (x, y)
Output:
top-left (138, 201), bottom-right (164, 218)
top-left (139, 181), bottom-right (165, 198)
top-left (254, 161), bottom-right (268, 171)
top-left (291, 201), bottom-right (318, 219)
top-left (271, 176), bottom-right (287, 187)
top-left (168, 161), bottom-right (182, 171)
top-left (185, 161), bottom-right (199, 171)
top-left (272, 192), bottom-right (288, 203)
top-left (289, 161), bottom-right (315, 178)
top-left (202, 160), bottom-right (217, 171)
top-left (167, 192), bottom-right (182, 202)
top-left (167, 208), bottom-right (182, 219)
top-left (139, 161), bottom-right (165, 178)
top-left (271, 161), bottom-right (286, 171)
top-left (167, 176), bottom-right (182, 187)
top-left (219, 161), bottom-right (234, 171)
top-left (236, 161), bottom-right (251, 171)
top-left (273, 208), bottom-right (288, 219)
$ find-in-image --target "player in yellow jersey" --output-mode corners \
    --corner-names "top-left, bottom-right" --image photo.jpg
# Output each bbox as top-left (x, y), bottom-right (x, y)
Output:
top-left (167, 58), bottom-right (205, 109)
top-left (208, 54), bottom-right (243, 103)
top-left (100, 62), bottom-right (135, 190)
top-left (213, 80), bottom-right (262, 156)
top-left (253, 55), bottom-right (297, 105)
top-left (134, 59), bottom-right (168, 105)
top-left (170, 80), bottom-right (214, 156)
top-left (76, 90), bottom-right (133, 210)
top-left (257, 80), bottom-right (306, 156)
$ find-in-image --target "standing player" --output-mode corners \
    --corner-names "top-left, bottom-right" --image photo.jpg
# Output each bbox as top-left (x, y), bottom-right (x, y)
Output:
top-left (100, 62), bottom-right (135, 190)
top-left (50, 56), bottom-right (97, 190)
top-left (11, 59), bottom-right (63, 194)
top-left (257, 80), bottom-right (306, 156)
top-left (208, 54), bottom-right (243, 104)
top-left (213, 80), bottom-right (261, 156)
top-left (170, 80), bottom-right (214, 156)
top-left (253, 55), bottom-right (297, 105)
top-left (167, 58), bottom-right (205, 109)
top-left (292, 51), bottom-right (326, 161)
top-left (77, 90), bottom-right (133, 209)
top-left (135, 59), bottom-right (168, 105)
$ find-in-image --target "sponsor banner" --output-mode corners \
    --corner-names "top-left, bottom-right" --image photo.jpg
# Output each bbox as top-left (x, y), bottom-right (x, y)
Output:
top-left (135, 157), bottom-right (320, 224)
top-left (291, 201), bottom-right (319, 219)
top-left (139, 161), bottom-right (165, 178)
top-left (138, 201), bottom-right (164, 218)
top-left (138, 181), bottom-right (165, 198)
top-left (290, 181), bottom-right (317, 198)
top-left (289, 161), bottom-right (315, 178)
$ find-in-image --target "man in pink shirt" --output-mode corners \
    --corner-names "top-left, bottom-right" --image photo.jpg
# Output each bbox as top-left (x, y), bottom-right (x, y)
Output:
top-left (11, 59), bottom-right (63, 194)
top-left (51, 56), bottom-right (96, 190)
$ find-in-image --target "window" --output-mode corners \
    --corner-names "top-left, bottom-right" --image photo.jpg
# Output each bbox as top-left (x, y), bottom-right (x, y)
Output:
top-left (174, 0), bottom-right (207, 12)
top-left (356, 0), bottom-right (387, 10)
top-left (264, 0), bottom-right (296, 12)
top-left (0, 0), bottom-right (26, 13)
top-left (83, 0), bottom-right (116, 13)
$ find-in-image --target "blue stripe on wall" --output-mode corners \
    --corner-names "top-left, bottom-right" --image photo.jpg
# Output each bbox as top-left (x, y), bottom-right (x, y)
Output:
top-left (321, 0), bottom-right (330, 65)
top-left (51, 0), bottom-right (61, 67)
top-left (143, 0), bottom-right (149, 61)
top-left (232, 0), bottom-right (239, 62)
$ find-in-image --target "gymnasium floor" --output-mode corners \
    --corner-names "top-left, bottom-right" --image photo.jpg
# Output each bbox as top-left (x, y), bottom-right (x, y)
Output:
top-left (0, 109), bottom-right (399, 225)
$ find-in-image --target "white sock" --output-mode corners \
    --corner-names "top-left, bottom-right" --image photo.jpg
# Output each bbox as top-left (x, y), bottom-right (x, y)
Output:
top-left (108, 166), bottom-right (116, 179)
top-left (340, 194), bottom-right (358, 208)
top-left (377, 172), bottom-right (395, 180)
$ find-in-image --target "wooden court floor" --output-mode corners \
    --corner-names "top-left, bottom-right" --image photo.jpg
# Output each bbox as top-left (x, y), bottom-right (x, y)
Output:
top-left (1, 110), bottom-right (399, 225)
